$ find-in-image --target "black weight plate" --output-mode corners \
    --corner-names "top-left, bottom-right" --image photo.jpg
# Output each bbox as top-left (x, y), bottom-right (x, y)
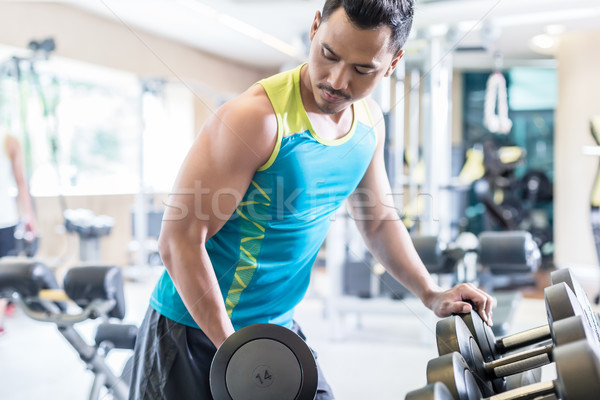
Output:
top-left (462, 309), bottom-right (554, 362)
top-left (437, 316), bottom-right (501, 394)
top-left (210, 323), bottom-right (318, 400)
top-left (555, 340), bottom-right (600, 400)
top-left (460, 310), bottom-right (497, 362)
top-left (226, 338), bottom-right (300, 399)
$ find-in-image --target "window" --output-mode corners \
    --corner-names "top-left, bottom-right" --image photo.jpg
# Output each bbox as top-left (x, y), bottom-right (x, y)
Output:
top-left (0, 46), bottom-right (194, 196)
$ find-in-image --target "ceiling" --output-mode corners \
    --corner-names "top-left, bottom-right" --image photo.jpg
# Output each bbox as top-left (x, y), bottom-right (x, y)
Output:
top-left (34, 0), bottom-right (600, 70)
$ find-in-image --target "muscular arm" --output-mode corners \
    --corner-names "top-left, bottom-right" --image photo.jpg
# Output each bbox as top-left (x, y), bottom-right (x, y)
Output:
top-left (6, 135), bottom-right (37, 236)
top-left (348, 98), bottom-right (494, 324)
top-left (158, 86), bottom-right (277, 347)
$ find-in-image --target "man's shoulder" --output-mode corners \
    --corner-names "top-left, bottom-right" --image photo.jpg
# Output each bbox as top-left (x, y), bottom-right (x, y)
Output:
top-left (222, 84), bottom-right (277, 131)
top-left (240, 83), bottom-right (276, 113)
top-left (206, 85), bottom-right (278, 165)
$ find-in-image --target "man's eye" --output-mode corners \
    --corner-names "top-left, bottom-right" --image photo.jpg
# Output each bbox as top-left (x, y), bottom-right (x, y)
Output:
top-left (323, 49), bottom-right (336, 60)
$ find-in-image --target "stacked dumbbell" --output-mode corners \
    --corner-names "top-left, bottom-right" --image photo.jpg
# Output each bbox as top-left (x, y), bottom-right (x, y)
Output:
top-left (405, 268), bottom-right (600, 400)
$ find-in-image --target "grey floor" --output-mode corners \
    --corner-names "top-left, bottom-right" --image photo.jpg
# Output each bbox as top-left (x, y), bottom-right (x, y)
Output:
top-left (0, 266), bottom-right (567, 400)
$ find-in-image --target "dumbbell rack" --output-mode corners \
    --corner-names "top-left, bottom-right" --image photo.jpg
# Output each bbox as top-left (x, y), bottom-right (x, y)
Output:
top-left (405, 267), bottom-right (600, 400)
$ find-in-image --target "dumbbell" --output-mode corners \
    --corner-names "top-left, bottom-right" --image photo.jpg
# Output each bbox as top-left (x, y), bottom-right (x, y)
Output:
top-left (435, 282), bottom-right (593, 393)
top-left (412, 231), bottom-right (540, 278)
top-left (477, 231), bottom-right (541, 274)
top-left (435, 313), bottom-right (593, 395)
top-left (209, 323), bottom-right (318, 400)
top-left (414, 339), bottom-right (600, 400)
top-left (551, 268), bottom-right (600, 348)
top-left (458, 270), bottom-right (595, 364)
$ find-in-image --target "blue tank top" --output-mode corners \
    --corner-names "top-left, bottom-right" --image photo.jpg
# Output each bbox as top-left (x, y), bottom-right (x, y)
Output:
top-left (150, 64), bottom-right (377, 330)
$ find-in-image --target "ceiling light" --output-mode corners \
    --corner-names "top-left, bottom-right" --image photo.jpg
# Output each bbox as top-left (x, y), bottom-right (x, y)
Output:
top-left (529, 34), bottom-right (557, 55)
top-left (176, 0), bottom-right (299, 58)
top-left (217, 14), bottom-right (298, 58)
top-left (530, 34), bottom-right (554, 49)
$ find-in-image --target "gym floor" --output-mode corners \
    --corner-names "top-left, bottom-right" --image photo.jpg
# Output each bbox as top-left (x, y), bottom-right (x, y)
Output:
top-left (0, 265), bottom-right (596, 400)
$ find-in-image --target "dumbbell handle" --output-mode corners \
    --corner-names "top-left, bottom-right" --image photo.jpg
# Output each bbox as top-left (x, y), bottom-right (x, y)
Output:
top-left (485, 344), bottom-right (553, 378)
top-left (486, 380), bottom-right (555, 400)
top-left (496, 325), bottom-right (551, 353)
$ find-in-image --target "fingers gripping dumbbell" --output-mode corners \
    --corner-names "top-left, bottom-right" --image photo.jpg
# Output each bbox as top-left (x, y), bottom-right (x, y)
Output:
top-left (410, 340), bottom-right (600, 400)
top-left (210, 324), bottom-right (318, 400)
top-left (435, 283), bottom-right (592, 394)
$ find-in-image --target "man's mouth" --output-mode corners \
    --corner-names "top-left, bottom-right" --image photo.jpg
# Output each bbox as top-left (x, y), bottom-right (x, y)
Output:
top-left (321, 88), bottom-right (346, 103)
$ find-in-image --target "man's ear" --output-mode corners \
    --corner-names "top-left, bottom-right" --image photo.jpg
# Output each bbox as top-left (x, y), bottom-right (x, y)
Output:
top-left (384, 49), bottom-right (405, 77)
top-left (309, 11), bottom-right (322, 41)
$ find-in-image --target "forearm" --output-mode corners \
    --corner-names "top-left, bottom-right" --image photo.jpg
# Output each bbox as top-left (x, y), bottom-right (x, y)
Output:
top-left (160, 236), bottom-right (234, 348)
top-left (360, 218), bottom-right (442, 308)
top-left (16, 183), bottom-right (35, 219)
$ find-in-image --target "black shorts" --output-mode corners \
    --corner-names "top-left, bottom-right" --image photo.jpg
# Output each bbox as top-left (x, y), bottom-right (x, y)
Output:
top-left (129, 306), bottom-right (335, 399)
top-left (0, 225), bottom-right (16, 258)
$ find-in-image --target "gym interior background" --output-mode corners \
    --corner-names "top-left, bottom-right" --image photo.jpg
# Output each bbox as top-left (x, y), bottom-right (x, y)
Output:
top-left (1, 0), bottom-right (599, 399)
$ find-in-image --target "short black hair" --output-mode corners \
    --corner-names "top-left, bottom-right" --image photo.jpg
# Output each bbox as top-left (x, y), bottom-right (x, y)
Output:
top-left (321, 0), bottom-right (414, 54)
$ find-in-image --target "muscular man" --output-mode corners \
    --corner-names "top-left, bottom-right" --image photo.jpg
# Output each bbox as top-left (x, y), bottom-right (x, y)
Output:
top-left (130, 1), bottom-right (494, 398)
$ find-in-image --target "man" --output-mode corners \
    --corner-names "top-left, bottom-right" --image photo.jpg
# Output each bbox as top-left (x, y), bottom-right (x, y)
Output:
top-left (130, 1), bottom-right (494, 398)
top-left (0, 130), bottom-right (37, 334)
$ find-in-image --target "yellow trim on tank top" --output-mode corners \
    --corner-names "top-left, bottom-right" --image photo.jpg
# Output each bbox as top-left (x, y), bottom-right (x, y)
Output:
top-left (257, 64), bottom-right (376, 170)
top-left (257, 115), bottom-right (283, 172)
top-left (293, 65), bottom-right (358, 147)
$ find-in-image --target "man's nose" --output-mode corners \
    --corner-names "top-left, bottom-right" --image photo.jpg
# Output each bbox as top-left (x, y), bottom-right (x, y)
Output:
top-left (327, 64), bottom-right (350, 92)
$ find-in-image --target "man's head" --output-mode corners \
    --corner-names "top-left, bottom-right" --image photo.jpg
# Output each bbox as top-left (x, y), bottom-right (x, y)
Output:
top-left (306, 0), bottom-right (414, 114)
top-left (321, 0), bottom-right (414, 55)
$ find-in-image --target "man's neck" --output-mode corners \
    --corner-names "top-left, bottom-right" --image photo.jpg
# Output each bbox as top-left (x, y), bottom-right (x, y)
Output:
top-left (299, 65), bottom-right (354, 140)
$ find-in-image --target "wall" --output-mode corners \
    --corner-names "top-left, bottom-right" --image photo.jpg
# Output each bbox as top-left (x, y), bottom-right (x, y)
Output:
top-left (0, 3), bottom-right (273, 267)
top-left (554, 30), bottom-right (600, 267)
top-left (0, 3), bottom-right (270, 95)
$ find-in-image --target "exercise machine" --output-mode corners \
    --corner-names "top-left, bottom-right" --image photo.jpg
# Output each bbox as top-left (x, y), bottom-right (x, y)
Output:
top-left (0, 258), bottom-right (137, 400)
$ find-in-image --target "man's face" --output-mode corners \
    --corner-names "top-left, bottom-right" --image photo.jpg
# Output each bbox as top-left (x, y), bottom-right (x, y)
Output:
top-left (307, 7), bottom-right (403, 115)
